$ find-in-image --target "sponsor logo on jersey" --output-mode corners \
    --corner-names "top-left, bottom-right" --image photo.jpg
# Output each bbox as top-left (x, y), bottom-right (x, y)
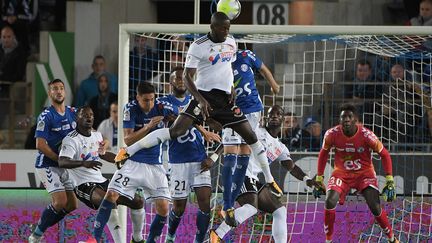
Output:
top-left (346, 147), bottom-right (355, 153)
top-left (124, 109), bottom-right (130, 121)
top-left (62, 124), bottom-right (71, 130)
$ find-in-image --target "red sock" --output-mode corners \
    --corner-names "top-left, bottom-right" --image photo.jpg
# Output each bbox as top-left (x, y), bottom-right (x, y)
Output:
top-left (324, 208), bottom-right (336, 241)
top-left (375, 209), bottom-right (393, 239)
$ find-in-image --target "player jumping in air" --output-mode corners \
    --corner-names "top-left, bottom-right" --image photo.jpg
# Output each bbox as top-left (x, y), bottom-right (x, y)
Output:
top-left (313, 103), bottom-right (399, 243)
top-left (114, 12), bottom-right (282, 227)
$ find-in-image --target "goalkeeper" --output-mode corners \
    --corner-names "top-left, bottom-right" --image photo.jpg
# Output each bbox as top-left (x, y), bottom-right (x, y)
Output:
top-left (313, 103), bottom-right (398, 243)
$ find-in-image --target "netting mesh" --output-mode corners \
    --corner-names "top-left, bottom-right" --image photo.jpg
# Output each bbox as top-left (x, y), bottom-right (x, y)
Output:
top-left (124, 29), bottom-right (432, 242)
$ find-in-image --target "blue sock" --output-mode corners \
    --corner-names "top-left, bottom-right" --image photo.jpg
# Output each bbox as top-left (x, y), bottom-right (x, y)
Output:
top-left (167, 210), bottom-right (182, 237)
top-left (147, 214), bottom-right (167, 243)
top-left (35, 204), bottom-right (68, 234)
top-left (222, 154), bottom-right (236, 211)
top-left (93, 199), bottom-right (115, 241)
top-left (195, 210), bottom-right (210, 243)
top-left (231, 154), bottom-right (249, 207)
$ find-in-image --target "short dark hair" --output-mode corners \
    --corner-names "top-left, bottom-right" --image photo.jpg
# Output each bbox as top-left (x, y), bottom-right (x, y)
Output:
top-left (48, 79), bottom-right (64, 86)
top-left (211, 12), bottom-right (230, 25)
top-left (357, 60), bottom-right (371, 68)
top-left (77, 105), bottom-right (92, 116)
top-left (92, 55), bottom-right (105, 64)
top-left (136, 81), bottom-right (155, 95)
top-left (339, 103), bottom-right (357, 115)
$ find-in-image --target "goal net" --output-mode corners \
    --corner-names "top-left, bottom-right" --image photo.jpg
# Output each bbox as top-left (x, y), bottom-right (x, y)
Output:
top-left (119, 24), bottom-right (432, 242)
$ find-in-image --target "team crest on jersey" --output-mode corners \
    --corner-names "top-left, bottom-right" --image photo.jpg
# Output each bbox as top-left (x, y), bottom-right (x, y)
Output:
top-left (241, 64), bottom-right (248, 72)
top-left (357, 147), bottom-right (364, 153)
top-left (72, 121), bottom-right (77, 129)
top-left (124, 109), bottom-right (130, 121)
top-left (193, 106), bottom-right (201, 115)
top-left (36, 120), bottom-right (45, 131)
top-left (231, 106), bottom-right (243, 117)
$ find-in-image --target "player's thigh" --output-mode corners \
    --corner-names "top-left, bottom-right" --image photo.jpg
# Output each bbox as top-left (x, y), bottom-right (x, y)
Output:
top-left (108, 160), bottom-right (146, 200)
top-left (361, 186), bottom-right (381, 214)
top-left (222, 127), bottom-right (243, 150)
top-left (257, 183), bottom-right (283, 213)
top-left (327, 173), bottom-right (350, 205)
top-left (75, 180), bottom-right (108, 209)
top-left (236, 176), bottom-right (259, 208)
top-left (36, 167), bottom-right (73, 194)
top-left (154, 198), bottom-right (170, 216)
top-left (141, 163), bottom-right (170, 202)
top-left (169, 113), bottom-right (195, 138)
top-left (229, 120), bottom-right (257, 144)
top-left (169, 163), bottom-right (193, 200)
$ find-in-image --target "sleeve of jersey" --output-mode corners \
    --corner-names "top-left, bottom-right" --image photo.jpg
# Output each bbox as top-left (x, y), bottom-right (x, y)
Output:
top-left (122, 103), bottom-right (135, 129)
top-left (34, 115), bottom-right (49, 139)
top-left (366, 131), bottom-right (392, 175)
top-left (317, 131), bottom-right (332, 176)
top-left (251, 52), bottom-right (263, 69)
top-left (184, 43), bottom-right (200, 68)
top-left (59, 137), bottom-right (77, 159)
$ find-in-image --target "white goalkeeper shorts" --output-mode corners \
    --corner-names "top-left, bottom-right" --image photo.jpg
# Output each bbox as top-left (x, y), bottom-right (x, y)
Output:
top-left (36, 167), bottom-right (74, 193)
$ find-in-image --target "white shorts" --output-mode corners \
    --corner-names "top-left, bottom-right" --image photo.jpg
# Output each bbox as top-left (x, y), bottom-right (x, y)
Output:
top-left (36, 167), bottom-right (74, 193)
top-left (222, 111), bottom-right (261, 145)
top-left (168, 162), bottom-right (211, 200)
top-left (108, 159), bottom-right (170, 201)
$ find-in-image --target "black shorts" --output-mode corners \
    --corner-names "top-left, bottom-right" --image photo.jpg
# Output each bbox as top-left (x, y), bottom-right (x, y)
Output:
top-left (182, 89), bottom-right (247, 127)
top-left (238, 176), bottom-right (264, 196)
top-left (74, 180), bottom-right (109, 210)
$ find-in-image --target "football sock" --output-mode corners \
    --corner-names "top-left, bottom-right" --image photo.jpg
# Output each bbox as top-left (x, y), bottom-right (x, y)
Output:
top-left (249, 141), bottom-right (274, 183)
top-left (272, 206), bottom-right (288, 243)
top-left (215, 204), bottom-right (257, 239)
top-left (324, 208), bottom-right (336, 241)
top-left (230, 154), bottom-right (249, 207)
top-left (147, 214), bottom-right (167, 243)
top-left (107, 209), bottom-right (121, 243)
top-left (35, 204), bottom-right (68, 234)
top-left (374, 209), bottom-right (394, 239)
top-left (195, 210), bottom-right (210, 243)
top-left (93, 199), bottom-right (115, 241)
top-left (130, 208), bottom-right (145, 241)
top-left (128, 128), bottom-right (171, 155)
top-left (222, 154), bottom-right (236, 211)
top-left (168, 210), bottom-right (182, 237)
top-left (234, 203), bottom-right (257, 224)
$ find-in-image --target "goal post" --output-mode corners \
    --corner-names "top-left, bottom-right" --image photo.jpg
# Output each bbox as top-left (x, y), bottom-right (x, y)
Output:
top-left (117, 23), bottom-right (432, 242)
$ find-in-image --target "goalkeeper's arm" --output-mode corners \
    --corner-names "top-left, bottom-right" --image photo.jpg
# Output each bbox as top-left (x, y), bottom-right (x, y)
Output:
top-left (378, 147), bottom-right (396, 202)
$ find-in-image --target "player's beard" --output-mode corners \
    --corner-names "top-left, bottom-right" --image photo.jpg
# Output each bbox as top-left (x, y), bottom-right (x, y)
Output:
top-left (173, 86), bottom-right (186, 96)
top-left (52, 97), bottom-right (64, 105)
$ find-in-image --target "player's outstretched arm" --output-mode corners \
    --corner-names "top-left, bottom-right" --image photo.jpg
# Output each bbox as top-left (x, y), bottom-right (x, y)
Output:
top-left (259, 63), bottom-right (280, 95)
top-left (58, 156), bottom-right (102, 170)
top-left (195, 124), bottom-right (221, 144)
top-left (280, 159), bottom-right (321, 188)
top-left (378, 147), bottom-right (396, 202)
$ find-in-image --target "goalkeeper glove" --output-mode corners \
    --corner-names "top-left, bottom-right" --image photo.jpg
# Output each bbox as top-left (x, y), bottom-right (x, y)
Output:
top-left (312, 175), bottom-right (326, 199)
top-left (382, 175), bottom-right (396, 202)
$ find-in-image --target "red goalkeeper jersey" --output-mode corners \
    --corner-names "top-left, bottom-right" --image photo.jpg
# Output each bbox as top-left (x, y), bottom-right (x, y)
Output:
top-left (321, 124), bottom-right (384, 174)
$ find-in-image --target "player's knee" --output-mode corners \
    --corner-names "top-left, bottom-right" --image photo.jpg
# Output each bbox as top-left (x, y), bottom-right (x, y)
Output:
top-left (155, 199), bottom-right (169, 216)
top-left (105, 190), bottom-right (120, 202)
top-left (129, 197), bottom-right (144, 209)
top-left (172, 206), bottom-right (185, 217)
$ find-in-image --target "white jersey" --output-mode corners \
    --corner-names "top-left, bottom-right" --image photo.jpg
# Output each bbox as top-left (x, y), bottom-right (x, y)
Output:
top-left (247, 127), bottom-right (292, 180)
top-left (59, 130), bottom-right (106, 187)
top-left (184, 34), bottom-right (237, 94)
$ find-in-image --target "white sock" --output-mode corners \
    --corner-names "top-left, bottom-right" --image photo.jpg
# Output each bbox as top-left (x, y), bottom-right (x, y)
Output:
top-left (215, 222), bottom-right (232, 240)
top-left (130, 208), bottom-right (145, 241)
top-left (107, 209), bottom-right (122, 243)
top-left (272, 206), bottom-right (287, 243)
top-left (249, 141), bottom-right (274, 183)
top-left (128, 128), bottom-right (171, 155)
top-left (215, 204), bottom-right (257, 239)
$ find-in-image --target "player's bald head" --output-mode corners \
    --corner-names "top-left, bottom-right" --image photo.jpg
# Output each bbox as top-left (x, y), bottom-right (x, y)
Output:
top-left (211, 12), bottom-right (230, 26)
